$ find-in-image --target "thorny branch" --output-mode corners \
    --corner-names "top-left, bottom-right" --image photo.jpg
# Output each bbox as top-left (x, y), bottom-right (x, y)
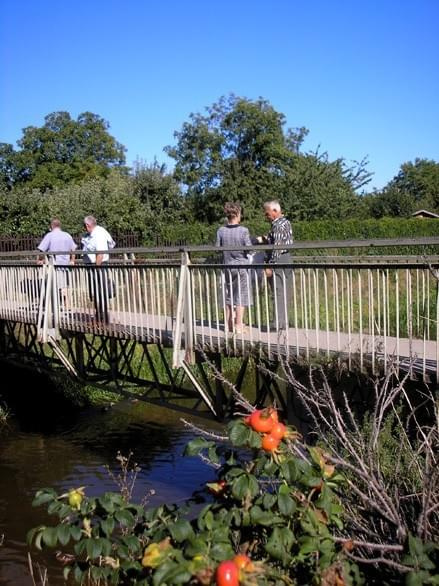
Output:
top-left (283, 359), bottom-right (439, 565)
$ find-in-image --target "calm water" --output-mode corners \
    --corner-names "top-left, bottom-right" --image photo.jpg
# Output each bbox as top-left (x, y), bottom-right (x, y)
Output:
top-left (0, 394), bottom-right (221, 585)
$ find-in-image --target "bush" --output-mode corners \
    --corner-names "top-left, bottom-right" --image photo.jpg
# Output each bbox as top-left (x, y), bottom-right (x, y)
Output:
top-left (28, 412), bottom-right (361, 585)
top-left (28, 375), bottom-right (439, 584)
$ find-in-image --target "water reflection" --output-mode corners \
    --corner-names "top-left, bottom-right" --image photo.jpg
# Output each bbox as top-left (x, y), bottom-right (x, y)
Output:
top-left (0, 399), bottom-right (222, 585)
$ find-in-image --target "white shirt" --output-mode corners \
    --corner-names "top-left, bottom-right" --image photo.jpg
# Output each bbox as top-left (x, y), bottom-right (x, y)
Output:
top-left (82, 225), bottom-right (115, 264)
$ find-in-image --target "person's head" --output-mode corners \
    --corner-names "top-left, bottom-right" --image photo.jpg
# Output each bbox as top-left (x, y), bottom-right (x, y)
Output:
top-left (50, 218), bottom-right (61, 230)
top-left (263, 200), bottom-right (282, 222)
top-left (84, 215), bottom-right (97, 233)
top-left (224, 202), bottom-right (242, 222)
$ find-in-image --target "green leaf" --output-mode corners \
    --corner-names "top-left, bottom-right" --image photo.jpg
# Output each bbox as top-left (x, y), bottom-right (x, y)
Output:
top-left (298, 535), bottom-right (319, 556)
top-left (99, 537), bottom-right (112, 557)
top-left (196, 505), bottom-right (212, 531)
top-left (56, 524), bottom-right (71, 546)
top-left (91, 567), bottom-right (105, 580)
top-left (265, 527), bottom-right (294, 562)
top-left (98, 494), bottom-right (116, 514)
top-left (405, 571), bottom-right (433, 586)
top-left (74, 565), bottom-right (83, 583)
top-left (184, 437), bottom-right (212, 456)
top-left (228, 420), bottom-right (252, 446)
top-left (248, 429), bottom-right (262, 449)
top-left (63, 566), bottom-right (71, 581)
top-left (204, 510), bottom-right (214, 531)
top-left (279, 459), bottom-right (299, 483)
top-left (184, 537), bottom-right (209, 557)
top-left (32, 490), bottom-right (57, 508)
top-left (122, 535), bottom-right (141, 553)
top-left (250, 505), bottom-right (282, 526)
top-left (34, 530), bottom-right (44, 551)
top-left (115, 508), bottom-right (135, 528)
top-left (278, 484), bottom-right (296, 516)
top-left (169, 519), bottom-right (194, 543)
top-left (26, 526), bottom-right (44, 546)
top-left (74, 540), bottom-right (87, 556)
top-left (231, 473), bottom-right (259, 500)
top-left (303, 474), bottom-right (324, 487)
top-left (41, 527), bottom-right (58, 548)
top-left (85, 538), bottom-right (102, 559)
top-left (70, 525), bottom-right (82, 541)
top-left (153, 560), bottom-right (192, 586)
top-left (262, 492), bottom-right (277, 510)
top-left (207, 446), bottom-right (220, 464)
top-left (210, 541), bottom-right (235, 561)
top-left (100, 516), bottom-right (115, 537)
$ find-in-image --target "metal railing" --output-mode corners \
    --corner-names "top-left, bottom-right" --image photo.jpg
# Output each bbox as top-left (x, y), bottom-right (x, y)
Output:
top-left (0, 238), bottom-right (438, 380)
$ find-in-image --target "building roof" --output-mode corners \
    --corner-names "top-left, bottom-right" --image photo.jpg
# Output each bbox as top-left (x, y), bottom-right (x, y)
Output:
top-left (411, 209), bottom-right (439, 219)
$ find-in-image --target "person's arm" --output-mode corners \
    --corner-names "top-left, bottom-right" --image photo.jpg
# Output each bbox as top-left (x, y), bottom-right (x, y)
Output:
top-left (70, 238), bottom-right (77, 265)
top-left (264, 226), bottom-right (274, 277)
top-left (243, 228), bottom-right (252, 248)
top-left (36, 234), bottom-right (49, 265)
top-left (94, 230), bottom-right (107, 266)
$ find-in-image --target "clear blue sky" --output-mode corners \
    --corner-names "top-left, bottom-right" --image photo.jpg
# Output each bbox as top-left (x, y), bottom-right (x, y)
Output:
top-left (1, 0), bottom-right (438, 192)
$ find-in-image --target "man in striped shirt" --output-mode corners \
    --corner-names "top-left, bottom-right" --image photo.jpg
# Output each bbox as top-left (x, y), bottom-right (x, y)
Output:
top-left (263, 201), bottom-right (293, 330)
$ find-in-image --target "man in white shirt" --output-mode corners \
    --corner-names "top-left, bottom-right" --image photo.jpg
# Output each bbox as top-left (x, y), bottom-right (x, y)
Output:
top-left (82, 216), bottom-right (115, 325)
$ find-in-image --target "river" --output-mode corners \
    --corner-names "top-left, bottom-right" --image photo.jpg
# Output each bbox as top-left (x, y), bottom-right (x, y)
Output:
top-left (0, 377), bottom-right (221, 585)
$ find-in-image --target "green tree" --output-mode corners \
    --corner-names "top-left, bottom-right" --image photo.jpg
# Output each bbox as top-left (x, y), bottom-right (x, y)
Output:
top-left (366, 158), bottom-right (439, 218)
top-left (132, 160), bottom-right (186, 226)
top-left (165, 94), bottom-right (371, 223)
top-left (0, 111), bottom-right (127, 190)
top-left (0, 171), bottom-right (146, 238)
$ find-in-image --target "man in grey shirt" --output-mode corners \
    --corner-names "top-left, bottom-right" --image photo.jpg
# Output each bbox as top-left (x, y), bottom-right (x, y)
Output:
top-left (37, 218), bottom-right (77, 308)
top-left (37, 218), bottom-right (77, 266)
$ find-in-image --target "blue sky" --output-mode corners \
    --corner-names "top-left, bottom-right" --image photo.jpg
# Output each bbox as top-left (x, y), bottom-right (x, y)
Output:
top-left (1, 0), bottom-right (438, 192)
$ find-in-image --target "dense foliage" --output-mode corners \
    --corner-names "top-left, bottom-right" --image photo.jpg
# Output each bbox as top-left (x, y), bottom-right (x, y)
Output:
top-left (28, 395), bottom-right (439, 585)
top-left (0, 112), bottom-right (127, 190)
top-left (366, 159), bottom-right (439, 218)
top-left (28, 412), bottom-right (361, 585)
top-left (0, 102), bottom-right (438, 244)
top-left (164, 95), bottom-right (371, 223)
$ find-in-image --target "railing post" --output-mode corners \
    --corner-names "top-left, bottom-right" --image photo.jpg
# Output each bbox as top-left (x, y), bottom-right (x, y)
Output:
top-left (172, 250), bottom-right (195, 367)
top-left (183, 251), bottom-right (195, 364)
top-left (37, 262), bottom-right (60, 343)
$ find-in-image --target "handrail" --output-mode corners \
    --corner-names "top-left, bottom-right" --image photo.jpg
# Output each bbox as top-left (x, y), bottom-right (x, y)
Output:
top-left (0, 236), bottom-right (439, 259)
top-left (1, 252), bottom-right (439, 387)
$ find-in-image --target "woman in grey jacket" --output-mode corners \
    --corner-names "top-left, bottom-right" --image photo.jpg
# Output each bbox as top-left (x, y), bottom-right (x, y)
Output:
top-left (216, 202), bottom-right (252, 334)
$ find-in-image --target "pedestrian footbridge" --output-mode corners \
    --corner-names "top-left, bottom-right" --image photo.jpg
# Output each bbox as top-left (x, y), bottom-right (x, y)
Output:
top-left (1, 238), bottom-right (438, 419)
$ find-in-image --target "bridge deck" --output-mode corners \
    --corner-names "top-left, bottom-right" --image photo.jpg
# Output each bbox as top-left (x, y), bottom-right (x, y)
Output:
top-left (9, 303), bottom-right (434, 377)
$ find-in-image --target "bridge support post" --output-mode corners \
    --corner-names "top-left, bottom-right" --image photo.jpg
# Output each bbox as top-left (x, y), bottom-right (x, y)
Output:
top-left (109, 337), bottom-right (118, 382)
top-left (213, 353), bottom-right (225, 420)
top-left (74, 333), bottom-right (86, 379)
top-left (0, 320), bottom-right (5, 356)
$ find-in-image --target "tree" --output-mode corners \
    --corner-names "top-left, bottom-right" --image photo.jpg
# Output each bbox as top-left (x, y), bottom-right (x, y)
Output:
top-left (165, 95), bottom-right (371, 223)
top-left (0, 111), bottom-right (127, 190)
top-left (366, 158), bottom-right (439, 218)
top-left (132, 160), bottom-right (185, 225)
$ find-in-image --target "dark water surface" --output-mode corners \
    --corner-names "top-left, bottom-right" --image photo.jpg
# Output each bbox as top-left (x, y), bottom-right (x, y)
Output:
top-left (0, 395), bottom-right (221, 585)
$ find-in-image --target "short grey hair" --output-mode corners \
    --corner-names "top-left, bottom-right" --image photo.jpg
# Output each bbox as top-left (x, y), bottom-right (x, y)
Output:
top-left (84, 215), bottom-right (97, 227)
top-left (264, 200), bottom-right (281, 213)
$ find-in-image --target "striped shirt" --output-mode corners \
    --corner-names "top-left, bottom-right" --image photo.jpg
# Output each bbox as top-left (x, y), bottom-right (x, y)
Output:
top-left (265, 216), bottom-right (293, 263)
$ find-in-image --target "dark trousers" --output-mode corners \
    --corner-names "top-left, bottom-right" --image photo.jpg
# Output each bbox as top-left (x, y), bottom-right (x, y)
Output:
top-left (269, 253), bottom-right (292, 329)
top-left (89, 264), bottom-right (109, 323)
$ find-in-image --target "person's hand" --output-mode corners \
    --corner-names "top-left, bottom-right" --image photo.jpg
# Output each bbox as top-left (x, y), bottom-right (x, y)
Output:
top-left (265, 267), bottom-right (273, 278)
